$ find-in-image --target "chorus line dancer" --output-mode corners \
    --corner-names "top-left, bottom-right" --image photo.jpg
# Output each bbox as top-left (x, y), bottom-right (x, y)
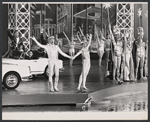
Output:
top-left (63, 31), bottom-right (80, 67)
top-left (135, 27), bottom-right (147, 80)
top-left (104, 34), bottom-right (112, 77)
top-left (123, 29), bottom-right (135, 81)
top-left (73, 34), bottom-right (92, 92)
top-left (109, 24), bottom-right (124, 83)
top-left (96, 27), bottom-right (105, 67)
top-left (31, 36), bottom-right (71, 92)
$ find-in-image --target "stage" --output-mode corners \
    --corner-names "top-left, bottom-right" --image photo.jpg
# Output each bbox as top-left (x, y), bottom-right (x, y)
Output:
top-left (2, 59), bottom-right (148, 108)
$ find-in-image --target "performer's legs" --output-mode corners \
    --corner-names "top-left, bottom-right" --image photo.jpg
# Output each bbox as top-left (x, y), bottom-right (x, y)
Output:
top-left (69, 50), bottom-right (74, 67)
top-left (125, 54), bottom-right (130, 80)
top-left (48, 62), bottom-right (54, 92)
top-left (113, 56), bottom-right (117, 81)
top-left (97, 50), bottom-right (104, 67)
top-left (135, 56), bottom-right (140, 80)
top-left (140, 56), bottom-right (145, 79)
top-left (144, 58), bottom-right (148, 77)
top-left (82, 61), bottom-right (91, 89)
top-left (105, 50), bottom-right (110, 76)
top-left (78, 73), bottom-right (83, 91)
top-left (116, 56), bottom-right (121, 81)
top-left (54, 63), bottom-right (59, 92)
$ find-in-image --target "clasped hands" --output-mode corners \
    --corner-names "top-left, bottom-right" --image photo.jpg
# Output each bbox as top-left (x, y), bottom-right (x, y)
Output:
top-left (70, 56), bottom-right (75, 60)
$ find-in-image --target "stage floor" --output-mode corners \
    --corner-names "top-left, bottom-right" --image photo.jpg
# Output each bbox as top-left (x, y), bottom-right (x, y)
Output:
top-left (2, 59), bottom-right (147, 95)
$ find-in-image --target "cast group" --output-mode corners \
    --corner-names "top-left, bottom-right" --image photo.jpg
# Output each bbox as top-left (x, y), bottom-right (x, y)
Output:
top-left (4, 22), bottom-right (148, 92)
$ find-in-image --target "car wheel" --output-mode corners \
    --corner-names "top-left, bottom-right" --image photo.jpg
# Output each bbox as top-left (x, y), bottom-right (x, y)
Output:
top-left (44, 66), bottom-right (49, 79)
top-left (3, 72), bottom-right (21, 89)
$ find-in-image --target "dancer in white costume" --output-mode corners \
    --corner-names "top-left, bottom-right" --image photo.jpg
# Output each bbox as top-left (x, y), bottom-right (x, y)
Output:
top-left (63, 32), bottom-right (76, 67)
top-left (135, 27), bottom-right (147, 80)
top-left (124, 30), bottom-right (135, 81)
top-left (73, 34), bottom-right (92, 91)
top-left (96, 29), bottom-right (105, 67)
top-left (31, 36), bottom-right (71, 92)
top-left (109, 24), bottom-right (124, 82)
top-left (69, 40), bottom-right (75, 67)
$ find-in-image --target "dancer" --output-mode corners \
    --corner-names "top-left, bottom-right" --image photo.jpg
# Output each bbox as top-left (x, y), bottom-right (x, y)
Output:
top-left (123, 29), bottom-right (135, 81)
top-left (63, 32), bottom-right (75, 67)
top-left (144, 40), bottom-right (148, 78)
top-left (96, 27), bottom-right (105, 67)
top-left (73, 34), bottom-right (92, 92)
top-left (104, 34), bottom-right (112, 77)
top-left (31, 36), bottom-right (71, 92)
top-left (135, 27), bottom-right (147, 80)
top-left (109, 24), bottom-right (124, 83)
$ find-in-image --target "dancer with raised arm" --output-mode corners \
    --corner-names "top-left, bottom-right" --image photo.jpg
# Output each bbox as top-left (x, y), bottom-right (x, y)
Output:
top-left (31, 36), bottom-right (71, 92)
top-left (123, 29), bottom-right (135, 81)
top-left (96, 27), bottom-right (105, 67)
top-left (108, 24), bottom-right (124, 83)
top-left (104, 34), bottom-right (112, 77)
top-left (73, 34), bottom-right (92, 92)
top-left (63, 32), bottom-right (76, 67)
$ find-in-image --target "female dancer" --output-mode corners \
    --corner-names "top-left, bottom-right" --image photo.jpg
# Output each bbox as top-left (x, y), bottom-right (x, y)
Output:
top-left (73, 34), bottom-right (92, 91)
top-left (135, 27), bottom-right (147, 80)
top-left (69, 39), bottom-right (76, 67)
top-left (124, 29), bottom-right (135, 81)
top-left (109, 24), bottom-right (124, 83)
top-left (96, 28), bottom-right (105, 67)
top-left (63, 32), bottom-right (76, 67)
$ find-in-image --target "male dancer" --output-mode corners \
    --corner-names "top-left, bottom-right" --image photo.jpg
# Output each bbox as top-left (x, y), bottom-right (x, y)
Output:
top-left (31, 36), bottom-right (71, 92)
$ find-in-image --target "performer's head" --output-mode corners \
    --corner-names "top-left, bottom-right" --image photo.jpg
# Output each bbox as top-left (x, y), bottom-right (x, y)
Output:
top-left (113, 25), bottom-right (120, 36)
top-left (137, 27), bottom-right (144, 39)
top-left (18, 44), bottom-right (24, 52)
top-left (107, 34), bottom-right (111, 39)
top-left (14, 30), bottom-right (19, 38)
top-left (125, 29), bottom-right (131, 38)
top-left (28, 51), bottom-right (33, 57)
top-left (81, 36), bottom-right (88, 47)
top-left (48, 36), bottom-right (55, 45)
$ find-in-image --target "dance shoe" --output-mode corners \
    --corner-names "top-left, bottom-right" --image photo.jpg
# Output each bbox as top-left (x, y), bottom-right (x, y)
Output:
top-left (54, 87), bottom-right (59, 92)
top-left (50, 89), bottom-right (54, 92)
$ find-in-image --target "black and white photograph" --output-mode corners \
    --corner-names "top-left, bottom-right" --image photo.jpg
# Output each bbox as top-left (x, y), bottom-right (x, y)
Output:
top-left (2, 1), bottom-right (148, 120)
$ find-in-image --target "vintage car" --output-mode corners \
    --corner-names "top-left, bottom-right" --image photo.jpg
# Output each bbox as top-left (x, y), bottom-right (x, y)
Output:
top-left (2, 62), bottom-right (32, 89)
top-left (2, 57), bottom-right (63, 79)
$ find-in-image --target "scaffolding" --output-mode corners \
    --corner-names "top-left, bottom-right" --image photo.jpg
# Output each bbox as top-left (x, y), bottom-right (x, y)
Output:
top-left (8, 3), bottom-right (31, 52)
top-left (116, 3), bottom-right (134, 34)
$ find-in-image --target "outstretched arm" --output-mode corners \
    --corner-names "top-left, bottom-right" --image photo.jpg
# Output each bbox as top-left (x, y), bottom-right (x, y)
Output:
top-left (87, 34), bottom-right (92, 49)
top-left (73, 50), bottom-right (82, 60)
top-left (108, 24), bottom-right (115, 44)
top-left (63, 31), bottom-right (71, 45)
top-left (57, 46), bottom-right (71, 59)
top-left (30, 36), bottom-right (46, 49)
top-left (76, 32), bottom-right (82, 42)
